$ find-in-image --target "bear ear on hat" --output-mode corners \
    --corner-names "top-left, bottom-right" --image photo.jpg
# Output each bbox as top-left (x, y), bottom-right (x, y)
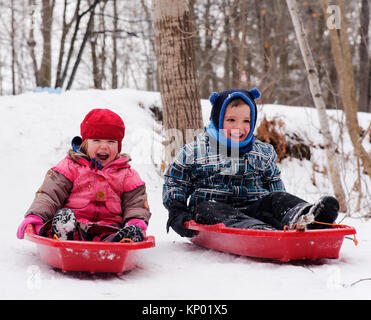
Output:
top-left (249, 88), bottom-right (261, 99)
top-left (209, 92), bottom-right (220, 105)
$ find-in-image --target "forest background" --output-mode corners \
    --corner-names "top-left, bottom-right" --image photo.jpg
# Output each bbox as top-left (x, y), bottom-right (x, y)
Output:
top-left (0, 0), bottom-right (369, 112)
top-left (0, 0), bottom-right (370, 215)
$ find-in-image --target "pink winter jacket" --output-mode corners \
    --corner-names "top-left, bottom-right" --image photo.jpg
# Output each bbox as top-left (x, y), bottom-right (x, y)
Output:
top-left (25, 155), bottom-right (151, 228)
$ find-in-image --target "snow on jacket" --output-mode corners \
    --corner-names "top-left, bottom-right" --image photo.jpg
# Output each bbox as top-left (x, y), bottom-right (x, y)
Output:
top-left (163, 131), bottom-right (285, 210)
top-left (25, 155), bottom-right (151, 227)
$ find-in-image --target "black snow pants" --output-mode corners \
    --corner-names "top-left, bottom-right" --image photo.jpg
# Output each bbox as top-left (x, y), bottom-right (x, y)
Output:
top-left (191, 191), bottom-right (311, 230)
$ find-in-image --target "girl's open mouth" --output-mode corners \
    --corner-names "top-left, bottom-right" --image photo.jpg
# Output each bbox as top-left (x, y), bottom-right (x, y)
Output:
top-left (96, 153), bottom-right (109, 161)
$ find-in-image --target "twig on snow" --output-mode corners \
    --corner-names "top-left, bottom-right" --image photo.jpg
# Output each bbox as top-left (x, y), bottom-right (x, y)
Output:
top-left (349, 278), bottom-right (371, 287)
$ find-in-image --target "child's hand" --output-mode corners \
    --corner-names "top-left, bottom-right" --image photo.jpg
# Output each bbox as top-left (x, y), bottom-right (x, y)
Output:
top-left (16, 215), bottom-right (44, 239)
top-left (125, 218), bottom-right (147, 231)
top-left (105, 225), bottom-right (144, 242)
top-left (166, 201), bottom-right (195, 238)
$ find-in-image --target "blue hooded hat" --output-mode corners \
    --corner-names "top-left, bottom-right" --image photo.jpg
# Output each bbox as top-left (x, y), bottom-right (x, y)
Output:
top-left (206, 87), bottom-right (261, 154)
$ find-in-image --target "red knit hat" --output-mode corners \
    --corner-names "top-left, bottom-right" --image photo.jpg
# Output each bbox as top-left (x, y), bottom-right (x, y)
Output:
top-left (80, 109), bottom-right (125, 153)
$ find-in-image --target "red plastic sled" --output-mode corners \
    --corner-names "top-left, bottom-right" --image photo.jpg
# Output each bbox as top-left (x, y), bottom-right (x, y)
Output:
top-left (185, 220), bottom-right (356, 262)
top-left (25, 225), bottom-right (155, 274)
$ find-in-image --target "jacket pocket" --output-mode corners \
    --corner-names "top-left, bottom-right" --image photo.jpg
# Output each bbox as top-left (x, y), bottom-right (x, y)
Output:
top-left (65, 196), bottom-right (90, 209)
top-left (105, 199), bottom-right (122, 215)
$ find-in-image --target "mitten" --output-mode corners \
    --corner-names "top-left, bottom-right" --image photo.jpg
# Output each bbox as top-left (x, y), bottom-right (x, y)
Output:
top-left (166, 201), bottom-right (195, 238)
top-left (17, 215), bottom-right (44, 239)
top-left (125, 218), bottom-right (148, 231)
top-left (104, 225), bottom-right (144, 242)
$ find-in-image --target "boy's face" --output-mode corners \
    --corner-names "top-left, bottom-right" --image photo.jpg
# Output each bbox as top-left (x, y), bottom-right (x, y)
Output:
top-left (222, 103), bottom-right (251, 142)
top-left (87, 139), bottom-right (118, 166)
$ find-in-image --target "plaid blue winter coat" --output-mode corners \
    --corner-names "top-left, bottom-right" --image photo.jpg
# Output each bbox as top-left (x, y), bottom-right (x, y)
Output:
top-left (163, 131), bottom-right (286, 210)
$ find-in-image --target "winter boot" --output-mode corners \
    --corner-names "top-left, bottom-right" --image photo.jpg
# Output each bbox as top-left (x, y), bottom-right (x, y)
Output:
top-left (281, 202), bottom-right (313, 230)
top-left (52, 208), bottom-right (77, 240)
top-left (307, 196), bottom-right (339, 229)
top-left (104, 225), bottom-right (144, 243)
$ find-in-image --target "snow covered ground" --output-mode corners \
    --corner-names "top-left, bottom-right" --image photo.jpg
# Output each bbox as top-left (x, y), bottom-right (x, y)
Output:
top-left (1, 88), bottom-right (370, 300)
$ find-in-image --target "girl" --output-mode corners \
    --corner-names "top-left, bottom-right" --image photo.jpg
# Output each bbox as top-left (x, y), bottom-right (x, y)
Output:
top-left (163, 88), bottom-right (339, 237)
top-left (17, 108), bottom-right (151, 242)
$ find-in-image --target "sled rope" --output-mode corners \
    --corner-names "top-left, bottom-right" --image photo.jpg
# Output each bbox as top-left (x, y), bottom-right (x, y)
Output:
top-left (283, 221), bottom-right (358, 246)
top-left (53, 234), bottom-right (60, 241)
top-left (312, 221), bottom-right (359, 246)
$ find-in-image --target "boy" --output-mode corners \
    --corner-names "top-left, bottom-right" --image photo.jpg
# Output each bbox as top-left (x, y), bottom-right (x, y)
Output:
top-left (162, 88), bottom-right (339, 237)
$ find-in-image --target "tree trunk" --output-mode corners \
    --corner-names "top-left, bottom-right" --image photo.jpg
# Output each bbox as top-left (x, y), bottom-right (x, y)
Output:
top-left (152, 0), bottom-right (203, 167)
top-left (27, 0), bottom-right (39, 86)
top-left (38, 0), bottom-right (55, 87)
top-left (11, 0), bottom-right (16, 95)
top-left (230, 1), bottom-right (240, 88)
top-left (89, 0), bottom-right (107, 89)
top-left (140, 0), bottom-right (158, 91)
top-left (238, 0), bottom-right (247, 87)
top-left (111, 0), bottom-right (118, 89)
top-left (223, 6), bottom-right (232, 89)
top-left (90, 25), bottom-right (100, 88)
top-left (285, 0), bottom-right (347, 212)
top-left (97, 1), bottom-right (107, 88)
top-left (58, 0), bottom-right (100, 89)
top-left (66, 0), bottom-right (100, 90)
top-left (321, 0), bottom-right (371, 179)
top-left (199, 0), bottom-right (213, 99)
top-left (55, 0), bottom-right (78, 88)
top-left (358, 0), bottom-right (370, 113)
